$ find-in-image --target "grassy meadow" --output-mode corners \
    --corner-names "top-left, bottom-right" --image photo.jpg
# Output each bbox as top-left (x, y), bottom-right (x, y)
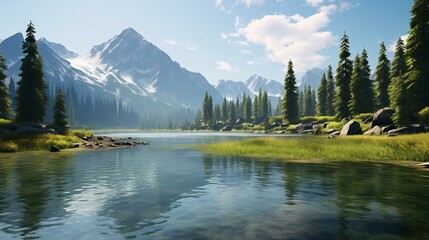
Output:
top-left (201, 133), bottom-right (429, 162)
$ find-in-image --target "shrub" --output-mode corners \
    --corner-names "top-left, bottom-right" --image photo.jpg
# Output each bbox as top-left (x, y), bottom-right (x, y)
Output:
top-left (299, 116), bottom-right (336, 123)
top-left (417, 106), bottom-right (429, 123)
top-left (68, 129), bottom-right (93, 139)
top-left (0, 142), bottom-right (19, 153)
top-left (0, 118), bottom-right (12, 127)
top-left (326, 121), bottom-right (345, 130)
top-left (354, 113), bottom-right (374, 120)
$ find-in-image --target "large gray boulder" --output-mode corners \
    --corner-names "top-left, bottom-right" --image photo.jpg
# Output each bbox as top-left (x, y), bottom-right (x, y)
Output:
top-left (16, 126), bottom-right (56, 134)
top-left (340, 120), bottom-right (362, 136)
top-left (371, 108), bottom-right (394, 128)
top-left (364, 126), bottom-right (382, 135)
top-left (387, 124), bottom-right (426, 136)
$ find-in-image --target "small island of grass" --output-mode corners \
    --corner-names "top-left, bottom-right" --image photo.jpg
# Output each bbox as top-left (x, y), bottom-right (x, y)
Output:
top-left (201, 133), bottom-right (429, 162)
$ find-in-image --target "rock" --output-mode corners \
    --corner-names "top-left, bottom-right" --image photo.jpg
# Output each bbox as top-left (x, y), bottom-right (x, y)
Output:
top-left (387, 124), bottom-right (426, 136)
top-left (280, 123), bottom-right (289, 127)
top-left (73, 144), bottom-right (80, 148)
top-left (50, 146), bottom-right (61, 152)
top-left (340, 120), bottom-right (362, 136)
top-left (362, 116), bottom-right (374, 124)
top-left (381, 125), bottom-right (396, 134)
top-left (97, 136), bottom-right (104, 141)
top-left (16, 126), bottom-right (56, 134)
top-left (296, 123), bottom-right (314, 132)
top-left (328, 130), bottom-right (341, 138)
top-left (364, 126), bottom-right (382, 135)
top-left (31, 123), bottom-right (46, 129)
top-left (211, 124), bottom-right (221, 131)
top-left (299, 129), bottom-right (315, 135)
top-left (82, 136), bottom-right (89, 141)
top-left (254, 116), bottom-right (268, 125)
top-left (0, 128), bottom-right (12, 134)
top-left (235, 117), bottom-right (244, 125)
top-left (273, 130), bottom-right (285, 134)
top-left (342, 117), bottom-right (350, 122)
top-left (221, 125), bottom-right (232, 131)
top-left (326, 129), bottom-right (337, 134)
top-left (110, 138), bottom-right (116, 142)
top-left (110, 144), bottom-right (117, 147)
top-left (322, 122), bottom-right (330, 128)
top-left (417, 162), bottom-right (429, 168)
top-left (371, 108), bottom-right (394, 128)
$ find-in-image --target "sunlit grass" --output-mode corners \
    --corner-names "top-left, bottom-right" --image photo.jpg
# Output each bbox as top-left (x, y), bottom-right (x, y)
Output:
top-left (201, 133), bottom-right (429, 162)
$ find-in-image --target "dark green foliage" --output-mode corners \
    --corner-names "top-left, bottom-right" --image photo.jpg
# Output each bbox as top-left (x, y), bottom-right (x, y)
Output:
top-left (374, 42), bottom-right (391, 108)
top-left (213, 104), bottom-right (221, 123)
top-left (244, 96), bottom-right (252, 122)
top-left (253, 95), bottom-right (258, 119)
top-left (15, 22), bottom-right (48, 123)
top-left (282, 60), bottom-right (299, 123)
top-left (262, 91), bottom-right (268, 118)
top-left (298, 90), bottom-right (304, 117)
top-left (275, 96), bottom-right (282, 116)
top-left (258, 88), bottom-right (263, 117)
top-left (8, 78), bottom-right (17, 110)
top-left (334, 33), bottom-right (353, 120)
top-left (53, 89), bottom-right (68, 134)
top-left (228, 101), bottom-right (236, 124)
top-left (317, 73), bottom-right (327, 116)
top-left (349, 50), bottom-right (374, 115)
top-left (325, 65), bottom-right (335, 116)
top-left (303, 85), bottom-right (316, 116)
top-left (221, 97), bottom-right (228, 123)
top-left (404, 0), bottom-right (429, 115)
top-left (417, 106), bottom-right (429, 123)
top-left (202, 92), bottom-right (213, 126)
top-left (392, 75), bottom-right (411, 126)
top-left (0, 53), bottom-right (13, 119)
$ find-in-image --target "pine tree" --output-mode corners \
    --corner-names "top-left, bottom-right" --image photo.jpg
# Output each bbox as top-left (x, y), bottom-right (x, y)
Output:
top-left (359, 49), bottom-right (375, 113)
top-left (244, 96), bottom-right (252, 122)
top-left (311, 89), bottom-right (317, 116)
top-left (404, 0), bottom-right (429, 115)
top-left (334, 33), bottom-right (353, 120)
top-left (221, 97), bottom-right (228, 123)
top-left (374, 42), bottom-right (391, 108)
top-left (325, 65), bottom-right (335, 116)
top-left (298, 90), bottom-right (304, 117)
top-left (213, 104), bottom-right (221, 123)
top-left (304, 85), bottom-right (313, 116)
top-left (317, 73), bottom-right (327, 116)
top-left (0, 53), bottom-right (13, 119)
top-left (390, 38), bottom-right (410, 126)
top-left (262, 91), bottom-right (268, 118)
top-left (228, 101), bottom-right (236, 124)
top-left (282, 60), bottom-right (299, 123)
top-left (53, 89), bottom-right (68, 134)
top-left (8, 77), bottom-right (16, 111)
top-left (258, 88), bottom-right (263, 117)
top-left (15, 22), bottom-right (48, 123)
top-left (349, 54), bottom-right (363, 115)
top-left (253, 95), bottom-right (258, 118)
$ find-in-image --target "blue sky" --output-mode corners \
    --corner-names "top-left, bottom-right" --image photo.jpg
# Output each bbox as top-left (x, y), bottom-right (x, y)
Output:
top-left (0, 0), bottom-right (412, 84)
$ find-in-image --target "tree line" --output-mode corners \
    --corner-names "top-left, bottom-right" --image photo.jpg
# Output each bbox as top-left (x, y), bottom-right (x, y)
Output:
top-left (0, 22), bottom-right (140, 132)
top-left (283, 0), bottom-right (428, 126)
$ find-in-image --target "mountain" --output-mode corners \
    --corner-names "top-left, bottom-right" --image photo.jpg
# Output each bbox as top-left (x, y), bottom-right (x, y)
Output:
top-left (298, 68), bottom-right (324, 91)
top-left (39, 38), bottom-right (78, 59)
top-left (215, 80), bottom-right (253, 100)
top-left (245, 74), bottom-right (283, 97)
top-left (0, 28), bottom-right (223, 114)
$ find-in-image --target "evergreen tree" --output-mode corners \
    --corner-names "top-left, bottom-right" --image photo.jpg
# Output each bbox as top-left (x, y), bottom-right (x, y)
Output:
top-left (304, 85), bottom-right (314, 116)
top-left (317, 73), bottom-right (327, 116)
top-left (244, 96), bottom-right (252, 122)
top-left (390, 38), bottom-right (411, 126)
top-left (15, 22), bottom-right (48, 123)
top-left (268, 99), bottom-right (272, 117)
top-left (404, 0), bottom-right (429, 115)
top-left (275, 96), bottom-right (282, 116)
top-left (253, 95), bottom-right (259, 118)
top-left (8, 77), bottom-right (16, 111)
top-left (282, 60), bottom-right (299, 123)
top-left (374, 42), bottom-right (391, 108)
top-left (258, 88), bottom-right (263, 117)
top-left (298, 90), bottom-right (304, 117)
top-left (359, 49), bottom-right (375, 113)
top-left (325, 65), bottom-right (335, 116)
top-left (311, 89), bottom-right (317, 116)
top-left (228, 101), bottom-right (236, 124)
top-left (262, 91), bottom-right (268, 118)
top-left (221, 97), bottom-right (228, 123)
top-left (349, 54), bottom-right (363, 115)
top-left (235, 98), bottom-right (241, 119)
top-left (213, 104), bottom-right (221, 123)
top-left (0, 52), bottom-right (13, 119)
top-left (53, 89), bottom-right (68, 134)
top-left (334, 33), bottom-right (353, 120)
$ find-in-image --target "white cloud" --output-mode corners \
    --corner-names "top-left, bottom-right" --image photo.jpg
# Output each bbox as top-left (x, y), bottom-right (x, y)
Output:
top-left (339, 2), bottom-right (359, 12)
top-left (215, 0), bottom-right (225, 10)
top-left (388, 34), bottom-right (409, 52)
top-left (240, 49), bottom-right (253, 54)
top-left (240, 0), bottom-right (265, 7)
top-left (216, 61), bottom-right (239, 72)
top-left (187, 45), bottom-right (198, 51)
top-left (164, 39), bottom-right (179, 46)
top-left (235, 40), bottom-right (249, 46)
top-left (319, 4), bottom-right (337, 14)
top-left (306, 0), bottom-right (325, 7)
top-left (231, 11), bottom-right (336, 74)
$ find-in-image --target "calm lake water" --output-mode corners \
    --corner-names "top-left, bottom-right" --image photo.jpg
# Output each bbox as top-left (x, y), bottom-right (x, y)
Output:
top-left (0, 132), bottom-right (428, 240)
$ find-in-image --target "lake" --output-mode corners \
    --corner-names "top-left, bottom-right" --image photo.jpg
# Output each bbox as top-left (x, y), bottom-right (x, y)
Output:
top-left (0, 132), bottom-right (428, 239)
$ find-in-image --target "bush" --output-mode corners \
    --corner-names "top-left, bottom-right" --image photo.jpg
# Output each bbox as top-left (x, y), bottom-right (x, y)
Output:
top-left (326, 121), bottom-right (345, 130)
top-left (0, 142), bottom-right (19, 153)
top-left (68, 129), bottom-right (93, 139)
top-left (417, 106), bottom-right (429, 123)
top-left (299, 116), bottom-right (336, 123)
top-left (0, 118), bottom-right (12, 127)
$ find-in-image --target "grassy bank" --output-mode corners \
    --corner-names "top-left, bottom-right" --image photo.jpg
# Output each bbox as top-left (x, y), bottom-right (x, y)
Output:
top-left (201, 133), bottom-right (429, 162)
top-left (0, 129), bottom-right (92, 153)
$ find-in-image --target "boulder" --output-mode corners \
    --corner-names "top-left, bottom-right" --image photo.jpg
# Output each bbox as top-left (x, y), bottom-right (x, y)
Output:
top-left (364, 126), bottom-right (382, 136)
top-left (254, 116), bottom-right (268, 124)
top-left (371, 108), bottom-right (394, 128)
top-left (221, 125), bottom-right (233, 131)
top-left (322, 122), bottom-right (330, 128)
top-left (362, 116), bottom-right (374, 124)
top-left (387, 124), bottom-right (426, 136)
top-left (326, 129), bottom-right (337, 134)
top-left (328, 130), bottom-right (341, 138)
top-left (235, 117), bottom-right (244, 125)
top-left (340, 120), bottom-right (362, 136)
top-left (50, 146), bottom-right (61, 152)
top-left (211, 124), bottom-right (221, 131)
top-left (296, 123), bottom-right (314, 132)
top-left (16, 126), bottom-right (56, 134)
top-left (381, 125), bottom-right (396, 134)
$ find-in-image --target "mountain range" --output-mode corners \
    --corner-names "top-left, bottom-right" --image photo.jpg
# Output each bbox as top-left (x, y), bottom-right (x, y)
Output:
top-left (0, 28), bottom-right (324, 115)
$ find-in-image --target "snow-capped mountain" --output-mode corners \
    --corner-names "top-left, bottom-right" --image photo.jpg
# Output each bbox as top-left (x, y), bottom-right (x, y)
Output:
top-left (0, 28), bottom-right (223, 113)
top-left (215, 80), bottom-right (253, 100)
top-left (298, 68), bottom-right (324, 91)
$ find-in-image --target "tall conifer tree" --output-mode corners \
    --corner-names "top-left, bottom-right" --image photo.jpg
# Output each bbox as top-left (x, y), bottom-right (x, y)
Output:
top-left (325, 65), bottom-right (335, 116)
top-left (244, 96), bottom-right (252, 122)
top-left (262, 91), bottom-right (268, 118)
top-left (334, 33), bottom-right (353, 120)
top-left (15, 22), bottom-right (48, 122)
top-left (317, 73), bottom-right (327, 116)
top-left (221, 97), bottom-right (228, 123)
top-left (53, 89), bottom-right (68, 134)
top-left (404, 0), bottom-right (429, 115)
top-left (282, 60), bottom-right (299, 123)
top-left (0, 53), bottom-right (13, 119)
top-left (374, 42), bottom-right (391, 108)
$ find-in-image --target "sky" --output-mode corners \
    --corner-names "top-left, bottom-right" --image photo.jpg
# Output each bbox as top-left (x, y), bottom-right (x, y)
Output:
top-left (0, 0), bottom-right (413, 84)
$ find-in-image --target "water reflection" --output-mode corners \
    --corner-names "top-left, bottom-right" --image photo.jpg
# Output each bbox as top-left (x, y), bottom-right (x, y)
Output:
top-left (0, 134), bottom-right (428, 239)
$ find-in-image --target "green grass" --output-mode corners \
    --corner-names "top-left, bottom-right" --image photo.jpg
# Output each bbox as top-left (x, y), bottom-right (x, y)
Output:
top-left (0, 118), bottom-right (12, 127)
top-left (0, 130), bottom-right (90, 153)
top-left (200, 133), bottom-right (429, 162)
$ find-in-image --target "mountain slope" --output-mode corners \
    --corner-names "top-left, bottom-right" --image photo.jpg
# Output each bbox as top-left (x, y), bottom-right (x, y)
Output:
top-left (298, 68), bottom-right (324, 91)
